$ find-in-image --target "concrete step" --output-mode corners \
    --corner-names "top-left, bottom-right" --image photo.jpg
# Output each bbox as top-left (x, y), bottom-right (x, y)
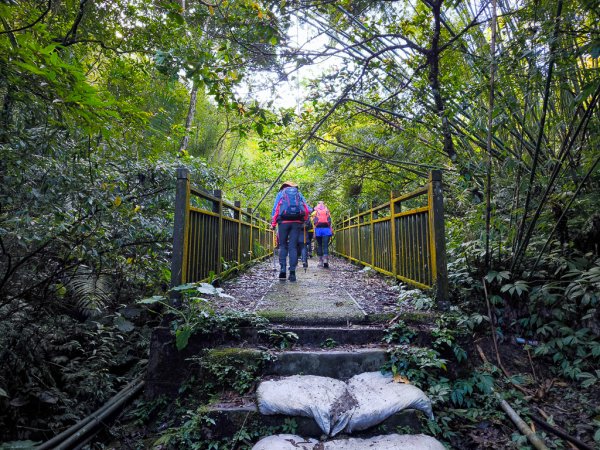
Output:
top-left (265, 324), bottom-right (432, 347)
top-left (257, 311), bottom-right (395, 326)
top-left (205, 404), bottom-right (419, 439)
top-left (266, 348), bottom-right (388, 379)
top-left (252, 325), bottom-right (386, 347)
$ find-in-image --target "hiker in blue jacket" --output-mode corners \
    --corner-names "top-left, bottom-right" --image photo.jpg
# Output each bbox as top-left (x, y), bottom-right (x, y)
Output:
top-left (271, 181), bottom-right (310, 282)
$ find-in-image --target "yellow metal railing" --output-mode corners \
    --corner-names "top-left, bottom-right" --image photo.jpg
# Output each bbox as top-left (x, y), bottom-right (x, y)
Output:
top-left (170, 168), bottom-right (274, 286)
top-left (335, 171), bottom-right (448, 300)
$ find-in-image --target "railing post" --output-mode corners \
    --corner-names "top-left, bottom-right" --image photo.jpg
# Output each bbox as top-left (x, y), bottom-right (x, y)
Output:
top-left (170, 167), bottom-right (190, 303)
top-left (370, 202), bottom-right (375, 267)
top-left (428, 170), bottom-right (448, 306)
top-left (349, 216), bottom-right (353, 260)
top-left (234, 201), bottom-right (242, 265)
top-left (247, 207), bottom-right (253, 260)
top-left (339, 216), bottom-right (344, 255)
top-left (390, 192), bottom-right (398, 278)
top-left (357, 213), bottom-right (362, 262)
top-left (258, 215), bottom-right (264, 254)
top-left (213, 190), bottom-right (223, 275)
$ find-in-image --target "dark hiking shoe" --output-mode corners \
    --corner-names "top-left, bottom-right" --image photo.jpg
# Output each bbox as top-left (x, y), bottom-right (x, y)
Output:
top-left (323, 262), bottom-right (329, 269)
top-left (303, 261), bottom-right (308, 268)
top-left (288, 271), bottom-right (296, 282)
top-left (279, 271), bottom-right (286, 279)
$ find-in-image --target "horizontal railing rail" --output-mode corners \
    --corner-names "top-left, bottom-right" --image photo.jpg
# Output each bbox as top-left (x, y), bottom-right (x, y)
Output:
top-left (334, 170), bottom-right (448, 301)
top-left (171, 168), bottom-right (274, 289)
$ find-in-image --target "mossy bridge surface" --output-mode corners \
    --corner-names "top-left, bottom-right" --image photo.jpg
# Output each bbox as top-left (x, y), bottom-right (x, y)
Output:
top-left (145, 168), bottom-right (450, 449)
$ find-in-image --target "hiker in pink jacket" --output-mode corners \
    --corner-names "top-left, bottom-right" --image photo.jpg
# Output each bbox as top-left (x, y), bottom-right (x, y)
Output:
top-left (312, 201), bottom-right (333, 268)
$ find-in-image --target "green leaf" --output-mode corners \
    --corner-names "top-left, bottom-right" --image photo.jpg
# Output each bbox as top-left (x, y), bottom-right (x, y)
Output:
top-left (574, 80), bottom-right (600, 104)
top-left (176, 326), bottom-right (192, 351)
top-left (14, 61), bottom-right (45, 76)
top-left (0, 388), bottom-right (8, 398)
top-left (171, 283), bottom-right (197, 292)
top-left (167, 11), bottom-right (185, 25)
top-left (196, 283), bottom-right (218, 295)
top-left (137, 295), bottom-right (166, 304)
top-left (114, 316), bottom-right (135, 332)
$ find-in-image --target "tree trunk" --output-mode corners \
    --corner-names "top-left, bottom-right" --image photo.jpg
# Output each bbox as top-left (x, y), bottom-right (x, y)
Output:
top-left (179, 83), bottom-right (198, 155)
top-left (427, 0), bottom-right (457, 161)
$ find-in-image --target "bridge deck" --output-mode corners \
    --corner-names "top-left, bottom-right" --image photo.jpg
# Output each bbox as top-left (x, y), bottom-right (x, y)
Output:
top-left (221, 255), bottom-right (414, 323)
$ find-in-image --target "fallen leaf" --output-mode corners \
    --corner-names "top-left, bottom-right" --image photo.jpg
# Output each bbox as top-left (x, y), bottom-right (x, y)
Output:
top-left (393, 374), bottom-right (411, 384)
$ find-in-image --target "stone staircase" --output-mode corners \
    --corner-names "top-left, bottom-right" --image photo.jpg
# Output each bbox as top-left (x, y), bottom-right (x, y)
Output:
top-left (146, 258), bottom-right (444, 448)
top-left (202, 322), bottom-right (421, 440)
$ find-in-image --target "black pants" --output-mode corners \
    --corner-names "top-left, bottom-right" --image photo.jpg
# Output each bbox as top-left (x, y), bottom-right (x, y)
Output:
top-left (278, 222), bottom-right (301, 272)
top-left (316, 234), bottom-right (330, 256)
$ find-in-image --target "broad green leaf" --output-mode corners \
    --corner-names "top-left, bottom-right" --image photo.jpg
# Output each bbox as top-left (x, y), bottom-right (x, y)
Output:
top-left (171, 283), bottom-right (197, 292)
top-left (137, 296), bottom-right (166, 304)
top-left (196, 283), bottom-right (218, 295)
top-left (176, 327), bottom-right (192, 351)
top-left (114, 316), bottom-right (135, 332)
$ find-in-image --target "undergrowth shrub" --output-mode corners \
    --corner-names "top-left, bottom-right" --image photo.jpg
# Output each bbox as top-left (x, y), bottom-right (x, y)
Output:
top-left (0, 308), bottom-right (149, 441)
top-left (383, 312), bottom-right (499, 443)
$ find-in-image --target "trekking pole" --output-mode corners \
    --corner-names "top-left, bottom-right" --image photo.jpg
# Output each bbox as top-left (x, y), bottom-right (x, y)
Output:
top-left (303, 224), bottom-right (308, 273)
top-left (272, 226), bottom-right (278, 273)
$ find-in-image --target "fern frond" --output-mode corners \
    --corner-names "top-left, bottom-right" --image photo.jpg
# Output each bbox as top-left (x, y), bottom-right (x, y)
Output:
top-left (67, 266), bottom-right (112, 317)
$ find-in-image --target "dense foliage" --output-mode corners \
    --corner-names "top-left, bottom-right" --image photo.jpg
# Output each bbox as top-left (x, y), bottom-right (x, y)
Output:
top-left (1, 0), bottom-right (599, 447)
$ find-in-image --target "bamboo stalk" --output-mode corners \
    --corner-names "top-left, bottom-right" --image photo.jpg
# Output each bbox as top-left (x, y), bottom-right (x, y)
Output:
top-left (37, 378), bottom-right (143, 450)
top-left (54, 381), bottom-right (144, 450)
top-left (496, 393), bottom-right (549, 450)
top-left (512, 0), bottom-right (564, 271)
top-left (484, 0), bottom-right (497, 270)
top-left (530, 414), bottom-right (594, 450)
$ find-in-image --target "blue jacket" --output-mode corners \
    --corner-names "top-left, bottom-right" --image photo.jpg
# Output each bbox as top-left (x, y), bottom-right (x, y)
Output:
top-left (271, 189), bottom-right (310, 226)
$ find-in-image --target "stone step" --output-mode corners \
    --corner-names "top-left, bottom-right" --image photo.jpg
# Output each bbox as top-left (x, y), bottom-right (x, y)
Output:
top-left (205, 404), bottom-right (419, 440)
top-left (266, 324), bottom-right (432, 347)
top-left (257, 311), bottom-right (395, 326)
top-left (265, 348), bottom-right (388, 379)
top-left (251, 325), bottom-right (386, 347)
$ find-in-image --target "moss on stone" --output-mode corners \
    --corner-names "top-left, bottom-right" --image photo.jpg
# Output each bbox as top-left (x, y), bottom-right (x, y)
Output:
top-left (365, 313), bottom-right (397, 323)
top-left (257, 310), bottom-right (289, 321)
top-left (401, 311), bottom-right (438, 324)
top-left (204, 347), bottom-right (264, 365)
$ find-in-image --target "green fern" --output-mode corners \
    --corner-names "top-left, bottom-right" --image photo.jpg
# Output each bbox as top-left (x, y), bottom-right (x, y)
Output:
top-left (66, 266), bottom-right (112, 317)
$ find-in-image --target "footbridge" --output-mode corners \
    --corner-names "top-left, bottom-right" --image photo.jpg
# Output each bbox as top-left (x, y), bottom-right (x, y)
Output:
top-left (39, 168), bottom-right (451, 449)
top-left (145, 168), bottom-right (451, 448)
top-left (170, 167), bottom-right (448, 301)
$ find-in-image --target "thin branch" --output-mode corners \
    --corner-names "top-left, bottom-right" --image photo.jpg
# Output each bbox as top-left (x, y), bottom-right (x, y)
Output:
top-left (531, 154), bottom-right (600, 272)
top-left (0, 0), bottom-right (52, 35)
top-left (62, 0), bottom-right (90, 45)
top-left (439, 2), bottom-right (489, 52)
